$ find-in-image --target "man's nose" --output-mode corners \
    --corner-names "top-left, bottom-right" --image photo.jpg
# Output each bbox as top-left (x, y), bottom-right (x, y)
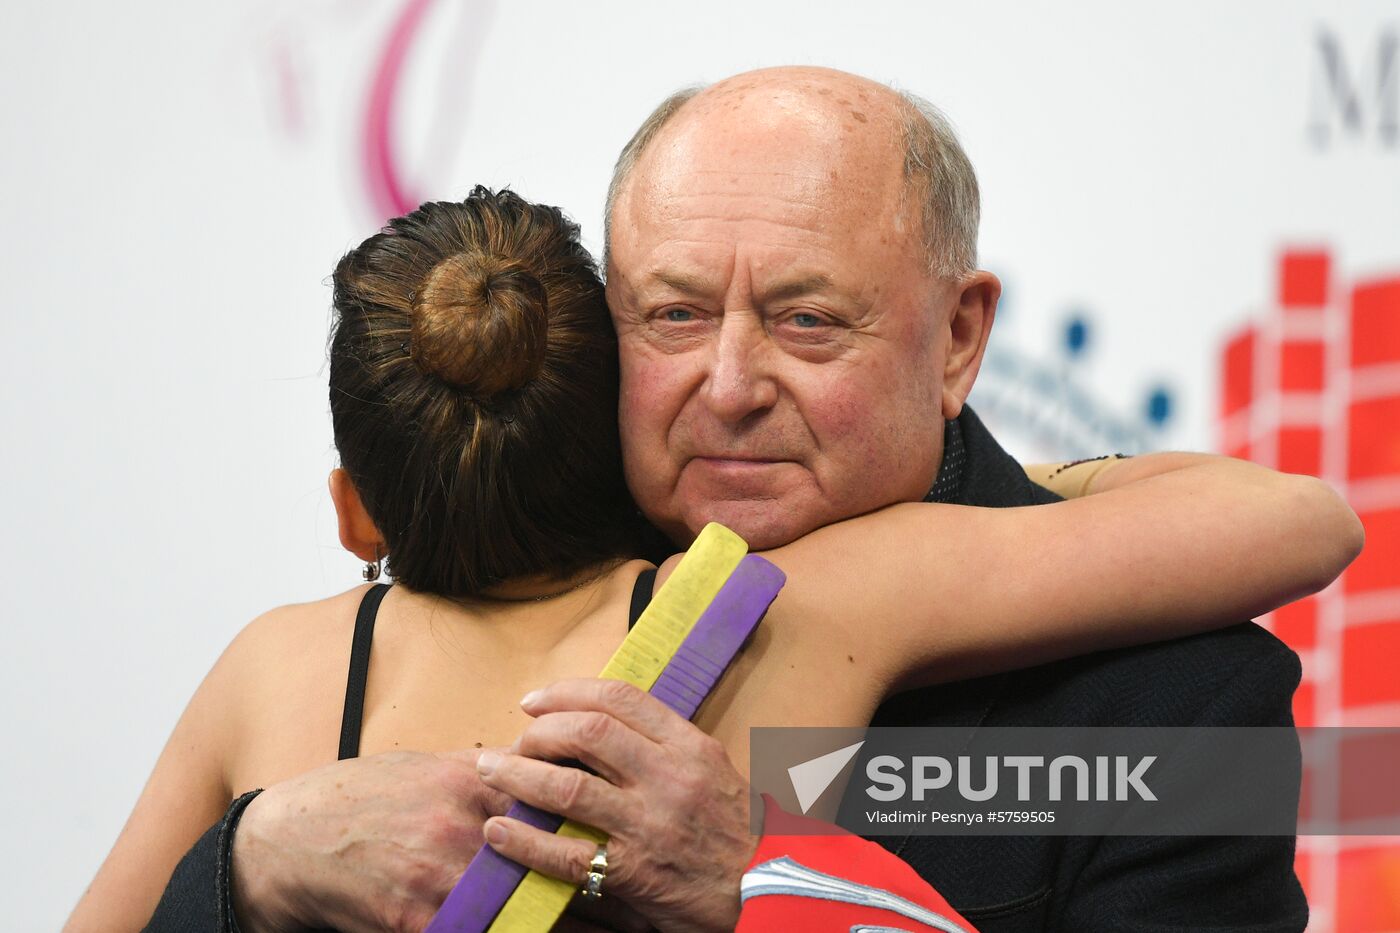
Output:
top-left (701, 312), bottom-right (778, 422)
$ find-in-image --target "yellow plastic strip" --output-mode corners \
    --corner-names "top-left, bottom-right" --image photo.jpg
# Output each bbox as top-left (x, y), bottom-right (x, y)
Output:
top-left (487, 522), bottom-right (747, 932)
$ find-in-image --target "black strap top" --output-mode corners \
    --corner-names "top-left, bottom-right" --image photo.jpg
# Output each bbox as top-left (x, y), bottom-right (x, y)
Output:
top-left (337, 569), bottom-right (659, 760)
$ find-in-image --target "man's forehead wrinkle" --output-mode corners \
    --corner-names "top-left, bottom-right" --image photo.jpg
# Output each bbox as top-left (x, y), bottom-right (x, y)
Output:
top-left (643, 268), bottom-right (838, 303)
top-left (647, 148), bottom-right (905, 234)
top-left (637, 248), bottom-right (865, 313)
top-left (650, 270), bottom-right (714, 295)
top-left (762, 273), bottom-right (834, 301)
top-left (651, 195), bottom-right (837, 233)
top-left (645, 132), bottom-right (862, 186)
top-left (653, 177), bottom-right (833, 201)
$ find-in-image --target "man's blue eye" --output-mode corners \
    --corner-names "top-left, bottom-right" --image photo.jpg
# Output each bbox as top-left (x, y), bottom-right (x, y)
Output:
top-left (791, 313), bottom-right (822, 328)
top-left (664, 308), bottom-right (694, 323)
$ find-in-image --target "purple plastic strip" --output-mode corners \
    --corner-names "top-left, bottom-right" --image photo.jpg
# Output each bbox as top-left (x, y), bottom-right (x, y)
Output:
top-left (424, 803), bottom-right (564, 932)
top-left (426, 555), bottom-right (785, 933)
top-left (648, 556), bottom-right (785, 720)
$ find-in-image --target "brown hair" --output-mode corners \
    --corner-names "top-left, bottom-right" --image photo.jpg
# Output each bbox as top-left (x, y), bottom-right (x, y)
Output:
top-left (329, 187), bottom-right (644, 596)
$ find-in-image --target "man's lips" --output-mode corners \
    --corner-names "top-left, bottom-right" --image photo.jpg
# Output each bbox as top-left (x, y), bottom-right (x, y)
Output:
top-left (680, 456), bottom-right (801, 497)
top-left (688, 456), bottom-right (794, 477)
top-left (692, 455), bottom-right (790, 466)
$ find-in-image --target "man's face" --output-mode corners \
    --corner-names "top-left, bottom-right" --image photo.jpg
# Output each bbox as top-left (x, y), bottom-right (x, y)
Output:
top-left (607, 78), bottom-right (977, 549)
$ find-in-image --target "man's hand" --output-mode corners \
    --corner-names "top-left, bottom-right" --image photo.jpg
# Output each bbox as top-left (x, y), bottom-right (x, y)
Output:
top-left (474, 679), bottom-right (759, 933)
top-left (230, 748), bottom-right (512, 933)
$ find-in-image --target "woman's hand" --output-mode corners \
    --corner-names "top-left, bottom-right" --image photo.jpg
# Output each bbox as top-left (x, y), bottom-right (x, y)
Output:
top-left (1030, 452), bottom-right (1364, 596)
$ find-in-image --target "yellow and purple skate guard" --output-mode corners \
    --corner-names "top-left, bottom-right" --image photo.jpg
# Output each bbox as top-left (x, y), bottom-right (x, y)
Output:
top-left (424, 523), bottom-right (785, 933)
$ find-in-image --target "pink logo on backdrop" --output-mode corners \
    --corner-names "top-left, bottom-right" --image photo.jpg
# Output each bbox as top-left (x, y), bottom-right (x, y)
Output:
top-left (262, 0), bottom-right (493, 221)
top-left (362, 0), bottom-right (433, 219)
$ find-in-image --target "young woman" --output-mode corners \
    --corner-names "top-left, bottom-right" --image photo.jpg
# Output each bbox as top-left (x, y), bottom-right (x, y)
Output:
top-left (66, 188), bottom-right (1362, 932)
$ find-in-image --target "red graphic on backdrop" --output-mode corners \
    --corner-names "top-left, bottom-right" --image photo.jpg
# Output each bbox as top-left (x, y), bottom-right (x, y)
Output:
top-left (1220, 250), bottom-right (1400, 931)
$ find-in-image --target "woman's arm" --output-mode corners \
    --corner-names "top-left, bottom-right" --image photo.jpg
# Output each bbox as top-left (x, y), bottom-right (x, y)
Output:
top-left (760, 453), bottom-right (1362, 694)
top-left (63, 620), bottom-right (261, 932)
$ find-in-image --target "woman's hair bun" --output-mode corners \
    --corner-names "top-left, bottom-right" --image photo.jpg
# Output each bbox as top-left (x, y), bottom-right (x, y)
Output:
top-left (409, 253), bottom-right (548, 397)
top-left (330, 188), bottom-right (640, 597)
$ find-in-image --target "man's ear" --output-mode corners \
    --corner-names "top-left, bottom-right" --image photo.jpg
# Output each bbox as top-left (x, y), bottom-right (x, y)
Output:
top-left (328, 468), bottom-right (386, 563)
top-left (941, 270), bottom-right (1000, 420)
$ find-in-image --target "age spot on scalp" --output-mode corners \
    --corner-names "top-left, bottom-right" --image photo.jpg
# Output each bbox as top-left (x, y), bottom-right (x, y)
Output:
top-left (850, 111), bottom-right (868, 123)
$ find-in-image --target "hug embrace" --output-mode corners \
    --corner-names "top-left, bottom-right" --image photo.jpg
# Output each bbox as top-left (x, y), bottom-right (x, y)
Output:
top-left (69, 67), bottom-right (1362, 933)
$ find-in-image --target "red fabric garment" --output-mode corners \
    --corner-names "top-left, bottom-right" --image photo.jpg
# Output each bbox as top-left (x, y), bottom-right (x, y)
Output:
top-left (736, 795), bottom-right (977, 933)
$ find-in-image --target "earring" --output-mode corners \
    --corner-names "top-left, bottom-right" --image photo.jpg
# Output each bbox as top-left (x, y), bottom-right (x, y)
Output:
top-left (363, 549), bottom-right (383, 582)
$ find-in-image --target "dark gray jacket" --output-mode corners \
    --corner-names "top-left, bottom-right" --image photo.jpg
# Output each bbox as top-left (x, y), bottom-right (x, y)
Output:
top-left (869, 408), bottom-right (1306, 931)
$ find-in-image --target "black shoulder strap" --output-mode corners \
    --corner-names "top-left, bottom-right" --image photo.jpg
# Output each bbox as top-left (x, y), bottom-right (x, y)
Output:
top-left (338, 583), bottom-right (392, 760)
top-left (629, 568), bottom-right (657, 630)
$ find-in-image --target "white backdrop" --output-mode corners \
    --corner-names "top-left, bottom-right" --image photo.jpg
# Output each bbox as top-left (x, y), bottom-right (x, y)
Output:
top-left (3, 2), bottom-right (1397, 929)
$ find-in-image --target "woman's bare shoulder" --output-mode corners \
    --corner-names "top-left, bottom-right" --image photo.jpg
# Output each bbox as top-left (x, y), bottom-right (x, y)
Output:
top-left (222, 586), bottom-right (370, 689)
top-left (219, 586), bottom-right (372, 788)
top-left (654, 553), bottom-right (684, 588)
top-left (227, 586), bottom-right (368, 660)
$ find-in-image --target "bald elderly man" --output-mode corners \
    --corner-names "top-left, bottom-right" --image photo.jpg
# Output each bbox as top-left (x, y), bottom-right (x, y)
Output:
top-left (146, 68), bottom-right (1306, 932)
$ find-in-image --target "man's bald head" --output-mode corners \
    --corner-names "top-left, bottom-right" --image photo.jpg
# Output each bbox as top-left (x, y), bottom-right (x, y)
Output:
top-left (604, 66), bottom-right (980, 282)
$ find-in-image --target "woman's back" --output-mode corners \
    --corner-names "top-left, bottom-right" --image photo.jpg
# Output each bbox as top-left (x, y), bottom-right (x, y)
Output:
top-left (225, 563), bottom-right (654, 794)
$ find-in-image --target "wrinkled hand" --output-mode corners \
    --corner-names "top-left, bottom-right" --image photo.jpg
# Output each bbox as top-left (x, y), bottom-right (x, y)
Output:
top-left (475, 679), bottom-right (759, 933)
top-left (231, 747), bottom-right (512, 933)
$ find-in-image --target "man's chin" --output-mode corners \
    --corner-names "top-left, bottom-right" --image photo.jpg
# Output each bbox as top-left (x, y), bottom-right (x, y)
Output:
top-left (679, 500), bottom-right (821, 551)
